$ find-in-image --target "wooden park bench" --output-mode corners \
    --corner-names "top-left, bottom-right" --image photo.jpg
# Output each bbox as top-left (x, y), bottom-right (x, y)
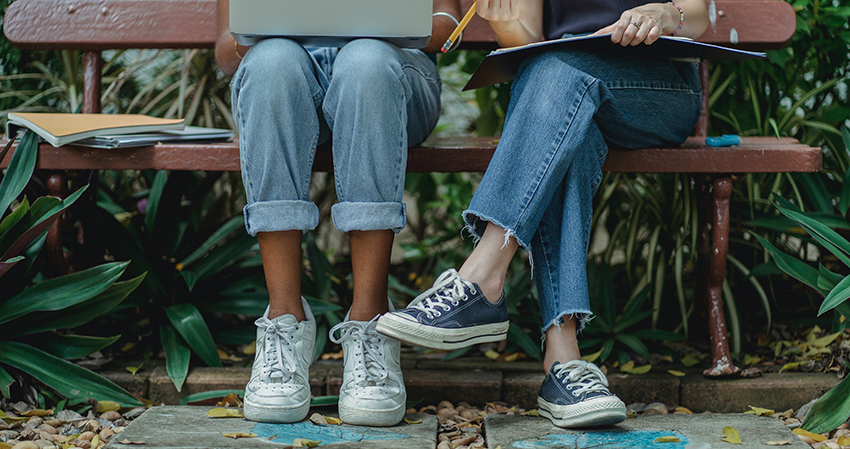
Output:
top-left (2, 0), bottom-right (819, 376)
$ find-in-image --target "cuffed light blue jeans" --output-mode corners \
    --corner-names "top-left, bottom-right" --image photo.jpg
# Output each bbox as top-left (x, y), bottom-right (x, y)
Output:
top-left (462, 48), bottom-right (701, 333)
top-left (231, 38), bottom-right (442, 236)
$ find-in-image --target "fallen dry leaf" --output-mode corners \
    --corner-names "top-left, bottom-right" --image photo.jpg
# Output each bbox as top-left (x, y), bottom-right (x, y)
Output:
top-left (674, 407), bottom-right (693, 414)
top-left (626, 410), bottom-right (638, 418)
top-left (792, 428), bottom-right (827, 442)
top-left (655, 436), bottom-right (682, 443)
top-left (97, 401), bottom-right (121, 413)
top-left (205, 408), bottom-right (245, 418)
top-left (0, 411), bottom-right (26, 423)
top-left (622, 364), bottom-right (652, 375)
top-left (404, 417), bottom-right (423, 424)
top-left (681, 355), bottom-right (700, 367)
top-left (581, 349), bottom-right (603, 363)
top-left (221, 432), bottom-right (258, 439)
top-left (20, 409), bottom-right (52, 417)
top-left (721, 426), bottom-right (743, 444)
top-left (763, 441), bottom-right (789, 446)
top-left (745, 406), bottom-right (773, 416)
top-left (620, 360), bottom-right (635, 371)
top-left (216, 393), bottom-right (243, 408)
top-left (668, 370), bottom-right (686, 377)
top-left (293, 438), bottom-right (322, 447)
top-left (484, 349), bottom-right (500, 360)
top-left (125, 364), bottom-right (143, 375)
top-left (522, 410), bottom-right (540, 416)
top-left (324, 415), bottom-right (342, 425)
top-left (309, 413), bottom-right (329, 425)
top-left (780, 362), bottom-right (799, 373)
top-left (839, 436), bottom-right (850, 446)
top-left (116, 439), bottom-right (146, 444)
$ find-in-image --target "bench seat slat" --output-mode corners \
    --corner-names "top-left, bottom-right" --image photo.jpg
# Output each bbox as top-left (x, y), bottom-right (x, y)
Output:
top-left (0, 137), bottom-right (821, 174)
top-left (5, 0), bottom-right (796, 51)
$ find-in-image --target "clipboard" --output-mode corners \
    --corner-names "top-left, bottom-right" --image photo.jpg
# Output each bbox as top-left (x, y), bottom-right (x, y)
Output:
top-left (463, 34), bottom-right (767, 91)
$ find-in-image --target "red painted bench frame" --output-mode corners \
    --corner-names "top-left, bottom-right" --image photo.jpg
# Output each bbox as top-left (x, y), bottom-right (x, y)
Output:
top-left (3, 0), bottom-right (818, 376)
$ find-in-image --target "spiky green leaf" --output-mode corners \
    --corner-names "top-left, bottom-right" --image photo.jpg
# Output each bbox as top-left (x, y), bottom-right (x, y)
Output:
top-left (165, 303), bottom-right (222, 367)
top-left (160, 324), bottom-right (191, 392)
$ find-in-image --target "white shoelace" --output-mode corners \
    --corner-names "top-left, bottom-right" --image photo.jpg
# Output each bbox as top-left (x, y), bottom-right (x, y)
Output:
top-left (255, 316), bottom-right (299, 382)
top-left (553, 360), bottom-right (610, 396)
top-left (407, 269), bottom-right (477, 319)
top-left (330, 317), bottom-right (388, 387)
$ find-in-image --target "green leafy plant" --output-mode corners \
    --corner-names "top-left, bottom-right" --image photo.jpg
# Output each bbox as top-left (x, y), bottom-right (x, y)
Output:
top-left (0, 131), bottom-right (142, 406)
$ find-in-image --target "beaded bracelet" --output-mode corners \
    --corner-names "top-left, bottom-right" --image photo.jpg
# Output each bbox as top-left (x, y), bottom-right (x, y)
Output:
top-left (667, 1), bottom-right (684, 36)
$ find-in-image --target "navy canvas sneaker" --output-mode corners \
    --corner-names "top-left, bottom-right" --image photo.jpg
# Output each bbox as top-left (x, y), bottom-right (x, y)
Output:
top-left (376, 269), bottom-right (509, 350)
top-left (538, 360), bottom-right (626, 428)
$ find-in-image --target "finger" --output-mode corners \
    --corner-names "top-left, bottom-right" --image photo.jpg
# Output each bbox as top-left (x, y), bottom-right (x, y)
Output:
top-left (644, 25), bottom-right (662, 45)
top-left (591, 23), bottom-right (615, 37)
top-left (620, 19), bottom-right (640, 46)
top-left (610, 17), bottom-right (631, 44)
top-left (630, 22), bottom-right (650, 46)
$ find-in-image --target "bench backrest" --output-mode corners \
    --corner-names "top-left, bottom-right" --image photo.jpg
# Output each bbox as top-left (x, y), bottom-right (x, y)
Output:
top-left (5, 0), bottom-right (797, 135)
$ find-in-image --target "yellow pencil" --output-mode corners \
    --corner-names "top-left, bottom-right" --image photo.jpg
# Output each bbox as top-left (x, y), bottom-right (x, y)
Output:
top-left (441, 0), bottom-right (478, 53)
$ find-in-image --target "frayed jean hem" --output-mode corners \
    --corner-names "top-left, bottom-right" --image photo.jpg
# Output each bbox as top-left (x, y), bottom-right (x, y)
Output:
top-left (542, 311), bottom-right (593, 334)
top-left (462, 209), bottom-right (534, 273)
top-left (244, 200), bottom-right (319, 236)
top-left (331, 201), bottom-right (406, 233)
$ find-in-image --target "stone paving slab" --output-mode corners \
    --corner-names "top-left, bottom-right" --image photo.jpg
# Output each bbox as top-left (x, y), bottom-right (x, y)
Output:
top-left (484, 413), bottom-right (809, 448)
top-left (104, 406), bottom-right (437, 449)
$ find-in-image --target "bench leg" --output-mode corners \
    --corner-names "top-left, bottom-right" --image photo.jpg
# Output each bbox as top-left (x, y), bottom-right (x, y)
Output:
top-left (698, 175), bottom-right (741, 376)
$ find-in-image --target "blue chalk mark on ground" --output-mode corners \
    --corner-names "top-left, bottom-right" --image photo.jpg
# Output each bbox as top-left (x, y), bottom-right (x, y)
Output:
top-left (512, 429), bottom-right (688, 448)
top-left (252, 422), bottom-right (409, 445)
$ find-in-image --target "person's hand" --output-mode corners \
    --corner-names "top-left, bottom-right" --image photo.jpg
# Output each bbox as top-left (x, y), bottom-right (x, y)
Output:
top-left (478, 0), bottom-right (521, 32)
top-left (591, 3), bottom-right (675, 46)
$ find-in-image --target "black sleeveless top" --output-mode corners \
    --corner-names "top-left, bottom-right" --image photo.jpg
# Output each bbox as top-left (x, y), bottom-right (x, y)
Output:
top-left (543, 0), bottom-right (654, 40)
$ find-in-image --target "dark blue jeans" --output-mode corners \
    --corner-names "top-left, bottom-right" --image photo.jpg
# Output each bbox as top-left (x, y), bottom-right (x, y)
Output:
top-left (463, 49), bottom-right (701, 332)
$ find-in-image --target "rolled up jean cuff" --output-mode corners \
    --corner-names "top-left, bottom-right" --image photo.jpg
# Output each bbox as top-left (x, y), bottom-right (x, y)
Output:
top-left (331, 201), bottom-right (406, 233)
top-left (243, 200), bottom-right (319, 236)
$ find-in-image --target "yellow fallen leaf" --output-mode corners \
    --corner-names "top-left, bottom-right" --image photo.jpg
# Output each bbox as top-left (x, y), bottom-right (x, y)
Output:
top-left (763, 441), bottom-right (789, 446)
top-left (115, 439), bottom-right (146, 444)
top-left (243, 341), bottom-right (257, 356)
top-left (681, 355), bottom-right (700, 367)
top-left (742, 354), bottom-right (762, 366)
top-left (221, 432), bottom-right (257, 439)
top-left (503, 353), bottom-right (520, 362)
top-left (484, 349), bottom-right (500, 360)
top-left (623, 364), bottom-right (652, 375)
top-left (810, 331), bottom-right (841, 348)
top-left (668, 370), bottom-right (686, 377)
top-left (205, 408), bottom-right (245, 418)
top-left (674, 407), bottom-right (693, 414)
top-left (97, 401), bottom-right (121, 413)
top-left (655, 436), bottom-right (682, 443)
top-left (661, 355), bottom-right (673, 362)
top-left (91, 435), bottom-right (101, 449)
top-left (0, 411), bottom-right (26, 423)
top-left (620, 360), bottom-right (635, 371)
top-left (779, 362), bottom-right (799, 373)
top-left (746, 406), bottom-right (773, 416)
top-left (0, 443), bottom-right (12, 449)
top-left (20, 409), bottom-right (52, 417)
top-left (581, 349), bottom-right (603, 363)
top-left (626, 410), bottom-right (638, 418)
top-left (778, 409), bottom-right (795, 419)
top-left (838, 436), bottom-right (850, 446)
top-left (324, 415), bottom-right (342, 425)
top-left (522, 410), bottom-right (540, 416)
top-left (293, 438), bottom-right (321, 447)
top-left (403, 418), bottom-right (422, 424)
top-left (126, 364), bottom-right (143, 375)
top-left (217, 348), bottom-right (230, 360)
top-left (216, 393), bottom-right (243, 408)
top-left (721, 426), bottom-right (743, 444)
top-left (792, 428), bottom-right (826, 442)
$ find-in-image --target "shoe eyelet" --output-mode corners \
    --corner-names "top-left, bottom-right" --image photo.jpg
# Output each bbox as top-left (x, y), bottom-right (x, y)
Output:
top-left (463, 294), bottom-right (469, 300)
top-left (434, 311), bottom-right (441, 317)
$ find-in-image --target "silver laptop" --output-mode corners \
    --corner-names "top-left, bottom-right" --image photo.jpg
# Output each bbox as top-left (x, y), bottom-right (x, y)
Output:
top-left (230, 0), bottom-right (432, 48)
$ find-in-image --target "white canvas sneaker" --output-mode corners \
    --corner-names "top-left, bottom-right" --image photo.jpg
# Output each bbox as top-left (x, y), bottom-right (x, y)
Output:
top-left (330, 309), bottom-right (406, 427)
top-left (243, 298), bottom-right (316, 423)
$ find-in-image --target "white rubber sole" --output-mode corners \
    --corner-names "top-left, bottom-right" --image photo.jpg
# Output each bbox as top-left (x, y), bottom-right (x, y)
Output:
top-left (376, 314), bottom-right (509, 350)
top-left (338, 400), bottom-right (406, 427)
top-left (243, 395), bottom-right (311, 423)
top-left (538, 396), bottom-right (626, 428)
